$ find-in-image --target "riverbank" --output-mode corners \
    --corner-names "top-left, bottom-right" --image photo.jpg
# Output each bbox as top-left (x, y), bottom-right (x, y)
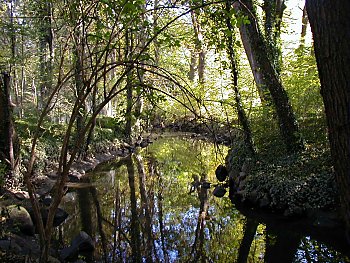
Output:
top-left (0, 135), bottom-right (156, 262)
top-left (224, 140), bottom-right (346, 233)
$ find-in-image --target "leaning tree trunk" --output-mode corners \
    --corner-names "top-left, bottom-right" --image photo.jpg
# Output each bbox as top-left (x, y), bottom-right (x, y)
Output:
top-left (237, 218), bottom-right (258, 263)
top-left (225, 1), bottom-right (255, 156)
top-left (234, 0), bottom-right (304, 153)
top-left (306, 0), bottom-right (350, 243)
top-left (0, 72), bottom-right (19, 182)
top-left (239, 26), bottom-right (269, 103)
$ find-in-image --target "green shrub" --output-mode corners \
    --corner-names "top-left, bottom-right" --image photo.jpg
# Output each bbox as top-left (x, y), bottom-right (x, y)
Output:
top-left (242, 147), bottom-right (337, 214)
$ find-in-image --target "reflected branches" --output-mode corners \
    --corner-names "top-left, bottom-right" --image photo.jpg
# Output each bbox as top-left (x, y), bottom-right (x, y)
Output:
top-left (58, 137), bottom-right (347, 262)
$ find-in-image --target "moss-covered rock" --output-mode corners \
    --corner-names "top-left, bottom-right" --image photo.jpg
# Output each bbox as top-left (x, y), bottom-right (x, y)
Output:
top-left (5, 205), bottom-right (34, 236)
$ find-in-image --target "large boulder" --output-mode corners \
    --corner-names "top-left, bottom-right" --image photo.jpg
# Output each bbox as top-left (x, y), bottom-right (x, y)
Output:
top-left (34, 177), bottom-right (56, 196)
top-left (42, 207), bottom-right (69, 227)
top-left (0, 240), bottom-right (22, 254)
top-left (28, 207), bottom-right (68, 228)
top-left (60, 231), bottom-right (94, 261)
top-left (3, 233), bottom-right (40, 255)
top-left (68, 170), bottom-right (84, 182)
top-left (6, 205), bottom-right (35, 236)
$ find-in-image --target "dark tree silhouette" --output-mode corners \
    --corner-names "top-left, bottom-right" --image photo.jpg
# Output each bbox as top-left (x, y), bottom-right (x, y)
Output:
top-left (306, 0), bottom-right (350, 243)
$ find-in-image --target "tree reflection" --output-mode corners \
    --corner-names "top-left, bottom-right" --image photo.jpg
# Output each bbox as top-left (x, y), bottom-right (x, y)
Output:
top-left (77, 186), bottom-right (93, 237)
top-left (190, 174), bottom-right (210, 262)
top-left (77, 186), bottom-right (94, 262)
top-left (134, 152), bottom-right (155, 262)
top-left (112, 180), bottom-right (121, 262)
top-left (237, 218), bottom-right (259, 263)
top-left (59, 137), bottom-right (349, 262)
top-left (90, 186), bottom-right (108, 262)
top-left (264, 223), bottom-right (300, 263)
top-left (126, 155), bottom-right (142, 262)
top-left (148, 153), bottom-right (169, 262)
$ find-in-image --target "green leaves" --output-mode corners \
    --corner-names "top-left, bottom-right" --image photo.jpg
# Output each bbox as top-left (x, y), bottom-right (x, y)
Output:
top-left (235, 14), bottom-right (250, 27)
top-left (157, 31), bottom-right (183, 48)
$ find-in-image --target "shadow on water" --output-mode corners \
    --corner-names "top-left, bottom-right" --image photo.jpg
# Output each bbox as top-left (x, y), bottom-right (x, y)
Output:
top-left (59, 136), bottom-right (350, 262)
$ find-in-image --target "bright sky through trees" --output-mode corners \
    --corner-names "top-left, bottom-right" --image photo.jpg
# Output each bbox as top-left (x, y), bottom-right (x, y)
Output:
top-left (282, 0), bottom-right (312, 49)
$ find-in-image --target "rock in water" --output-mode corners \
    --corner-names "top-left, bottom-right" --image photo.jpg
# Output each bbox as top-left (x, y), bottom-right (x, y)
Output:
top-left (213, 185), bottom-right (227, 198)
top-left (60, 231), bottom-right (94, 261)
top-left (29, 207), bottom-right (68, 228)
top-left (41, 207), bottom-right (69, 227)
top-left (6, 205), bottom-right (35, 236)
top-left (215, 165), bottom-right (228, 182)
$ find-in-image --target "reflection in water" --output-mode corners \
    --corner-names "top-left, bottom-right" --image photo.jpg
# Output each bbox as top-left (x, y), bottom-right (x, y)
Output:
top-left (264, 223), bottom-right (301, 263)
top-left (90, 186), bottom-right (109, 262)
top-left (59, 136), bottom-right (350, 262)
top-left (190, 174), bottom-right (209, 263)
top-left (126, 155), bottom-right (142, 262)
top-left (77, 186), bottom-right (94, 262)
top-left (134, 152), bottom-right (155, 262)
top-left (237, 218), bottom-right (259, 263)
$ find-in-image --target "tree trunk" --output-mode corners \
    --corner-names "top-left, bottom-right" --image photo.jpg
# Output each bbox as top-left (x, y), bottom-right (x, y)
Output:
top-left (299, 4), bottom-right (308, 49)
top-left (125, 69), bottom-right (133, 144)
top-left (263, 0), bottom-right (285, 74)
top-left (0, 72), bottom-right (19, 177)
top-left (239, 26), bottom-right (269, 103)
top-left (84, 85), bottom-right (97, 154)
top-left (38, 1), bottom-right (54, 110)
top-left (234, 0), bottom-right (304, 153)
top-left (225, 1), bottom-right (255, 155)
top-left (9, 0), bottom-right (20, 116)
top-left (189, 50), bottom-right (196, 81)
top-left (74, 44), bottom-right (86, 158)
top-left (153, 0), bottom-right (160, 65)
top-left (306, 0), bottom-right (350, 243)
top-left (198, 50), bottom-right (206, 85)
top-left (191, 10), bottom-right (206, 85)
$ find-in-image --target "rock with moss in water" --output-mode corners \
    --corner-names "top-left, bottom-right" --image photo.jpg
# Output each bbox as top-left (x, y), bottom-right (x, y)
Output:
top-left (5, 205), bottom-right (35, 236)
top-left (60, 231), bottom-right (94, 261)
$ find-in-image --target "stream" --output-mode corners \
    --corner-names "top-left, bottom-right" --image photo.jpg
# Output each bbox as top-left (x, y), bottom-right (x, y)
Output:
top-left (59, 135), bottom-right (350, 262)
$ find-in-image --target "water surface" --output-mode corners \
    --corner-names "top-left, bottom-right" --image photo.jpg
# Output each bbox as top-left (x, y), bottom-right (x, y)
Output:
top-left (60, 136), bottom-right (350, 262)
